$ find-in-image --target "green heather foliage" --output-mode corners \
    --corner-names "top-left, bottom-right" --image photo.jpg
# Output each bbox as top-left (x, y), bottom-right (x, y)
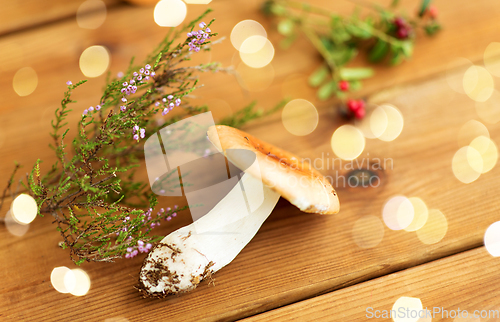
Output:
top-left (0, 9), bottom-right (285, 264)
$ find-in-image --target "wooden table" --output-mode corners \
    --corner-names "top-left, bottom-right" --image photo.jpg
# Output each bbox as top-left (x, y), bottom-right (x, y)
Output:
top-left (2, 0), bottom-right (500, 321)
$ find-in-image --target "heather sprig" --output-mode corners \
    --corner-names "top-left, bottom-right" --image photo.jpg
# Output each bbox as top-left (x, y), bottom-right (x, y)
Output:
top-left (262, 0), bottom-right (441, 116)
top-left (0, 9), bottom-right (282, 264)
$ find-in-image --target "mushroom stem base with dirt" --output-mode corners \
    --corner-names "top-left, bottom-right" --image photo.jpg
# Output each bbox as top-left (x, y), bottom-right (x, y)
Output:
top-left (137, 173), bottom-right (280, 297)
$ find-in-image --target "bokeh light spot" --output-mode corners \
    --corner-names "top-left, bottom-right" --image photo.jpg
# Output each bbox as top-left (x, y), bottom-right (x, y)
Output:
top-left (51, 267), bottom-right (73, 293)
top-left (281, 99), bottom-right (318, 136)
top-left (352, 215), bottom-right (384, 249)
top-left (77, 0), bottom-right (107, 29)
top-left (463, 66), bottom-right (494, 102)
top-left (416, 209), bottom-right (448, 244)
top-left (79, 45), bottom-right (110, 78)
top-left (236, 62), bottom-right (275, 92)
top-left (475, 89), bottom-right (500, 124)
top-left (239, 36), bottom-right (274, 68)
top-left (404, 197), bottom-right (429, 232)
top-left (457, 120), bottom-right (489, 147)
top-left (70, 268), bottom-right (91, 296)
top-left (11, 193), bottom-right (37, 224)
top-left (154, 0), bottom-right (187, 27)
top-left (4, 210), bottom-right (30, 237)
top-left (331, 125), bottom-right (365, 160)
top-left (452, 146), bottom-right (482, 184)
top-left (230, 20), bottom-right (267, 52)
top-left (383, 196), bottom-right (414, 231)
top-left (446, 58), bottom-right (474, 94)
top-left (469, 136), bottom-right (498, 173)
top-left (13, 67), bottom-right (38, 96)
top-left (484, 42), bottom-right (500, 77)
top-left (392, 297), bottom-right (423, 322)
top-left (377, 104), bottom-right (404, 142)
top-left (484, 221), bottom-right (500, 257)
top-left (369, 105), bottom-right (389, 139)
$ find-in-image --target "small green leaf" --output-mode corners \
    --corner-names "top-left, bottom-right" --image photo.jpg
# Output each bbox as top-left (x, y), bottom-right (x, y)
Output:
top-left (369, 40), bottom-right (389, 62)
top-left (345, 24), bottom-right (372, 39)
top-left (401, 41), bottom-right (413, 57)
top-left (277, 19), bottom-right (294, 36)
top-left (309, 65), bottom-right (330, 87)
top-left (317, 81), bottom-right (337, 100)
top-left (349, 80), bottom-right (362, 91)
top-left (419, 0), bottom-right (432, 17)
top-left (339, 68), bottom-right (374, 80)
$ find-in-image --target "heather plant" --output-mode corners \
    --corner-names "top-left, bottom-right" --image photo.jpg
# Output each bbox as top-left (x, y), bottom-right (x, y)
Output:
top-left (0, 9), bottom-right (284, 265)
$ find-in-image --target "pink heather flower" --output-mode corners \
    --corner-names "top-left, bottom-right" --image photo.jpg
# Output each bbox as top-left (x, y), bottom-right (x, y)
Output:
top-left (120, 105), bottom-right (126, 112)
top-left (146, 243), bottom-right (152, 250)
top-left (139, 68), bottom-right (145, 74)
top-left (145, 64), bottom-right (151, 70)
top-left (206, 27), bottom-right (211, 33)
top-left (160, 208), bottom-right (165, 213)
top-left (155, 102), bottom-right (160, 107)
top-left (133, 134), bottom-right (139, 141)
top-left (162, 108), bottom-right (168, 116)
top-left (117, 71), bottom-right (124, 78)
top-left (144, 76), bottom-right (150, 81)
top-left (121, 88), bottom-right (126, 94)
top-left (96, 105), bottom-right (101, 111)
top-left (132, 86), bottom-right (137, 91)
top-left (162, 98), bottom-right (167, 103)
top-left (138, 246), bottom-right (145, 252)
top-left (187, 32), bottom-right (192, 37)
top-left (127, 247), bottom-right (133, 253)
top-left (167, 207), bottom-right (171, 211)
top-left (88, 106), bottom-right (94, 112)
top-left (130, 79), bottom-right (135, 84)
top-left (133, 72), bottom-right (138, 77)
top-left (137, 75), bottom-right (142, 81)
top-left (175, 98), bottom-right (181, 106)
top-left (151, 71), bottom-right (156, 77)
top-left (172, 212), bottom-right (177, 217)
top-left (125, 253), bottom-right (131, 259)
top-left (194, 47), bottom-right (200, 52)
top-left (122, 82), bottom-right (128, 87)
top-left (66, 81), bottom-right (72, 86)
top-left (140, 128), bottom-right (146, 139)
top-left (82, 109), bottom-right (88, 115)
top-left (138, 240), bottom-right (144, 247)
top-left (199, 22), bottom-right (206, 28)
top-left (151, 223), bottom-right (156, 228)
top-left (121, 97), bottom-right (127, 103)
top-left (132, 250), bottom-right (138, 257)
top-left (133, 125), bottom-right (139, 132)
top-left (167, 216), bottom-right (172, 221)
top-left (169, 102), bottom-right (174, 109)
top-left (144, 70), bottom-right (150, 75)
top-left (174, 205), bottom-right (178, 209)
top-left (167, 95), bottom-right (173, 100)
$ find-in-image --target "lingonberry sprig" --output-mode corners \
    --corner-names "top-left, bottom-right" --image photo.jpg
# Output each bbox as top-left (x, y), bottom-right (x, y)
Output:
top-left (0, 9), bottom-right (286, 265)
top-left (263, 0), bottom-right (441, 120)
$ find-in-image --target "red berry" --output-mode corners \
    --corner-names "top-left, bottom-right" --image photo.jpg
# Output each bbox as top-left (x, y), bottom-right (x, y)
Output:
top-left (347, 99), bottom-right (360, 112)
top-left (357, 99), bottom-right (365, 110)
top-left (338, 80), bottom-right (349, 91)
top-left (396, 27), bottom-right (409, 39)
top-left (394, 17), bottom-right (406, 28)
top-left (354, 106), bottom-right (366, 119)
top-left (428, 5), bottom-right (438, 19)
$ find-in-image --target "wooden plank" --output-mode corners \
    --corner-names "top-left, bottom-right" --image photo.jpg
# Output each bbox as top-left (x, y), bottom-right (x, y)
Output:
top-left (241, 247), bottom-right (500, 321)
top-left (1, 0), bottom-right (500, 321)
top-left (0, 0), bottom-right (120, 36)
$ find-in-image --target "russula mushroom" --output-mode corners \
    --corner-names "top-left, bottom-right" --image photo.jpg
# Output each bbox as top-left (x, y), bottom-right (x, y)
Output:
top-left (138, 125), bottom-right (339, 297)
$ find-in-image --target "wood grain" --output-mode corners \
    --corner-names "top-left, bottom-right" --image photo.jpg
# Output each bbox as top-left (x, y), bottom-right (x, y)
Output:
top-left (0, 0), bottom-right (121, 36)
top-left (241, 247), bottom-right (500, 321)
top-left (1, 0), bottom-right (500, 321)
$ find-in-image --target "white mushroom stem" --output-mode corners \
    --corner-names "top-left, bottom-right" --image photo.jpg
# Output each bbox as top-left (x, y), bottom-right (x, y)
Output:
top-left (138, 173), bottom-right (280, 297)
